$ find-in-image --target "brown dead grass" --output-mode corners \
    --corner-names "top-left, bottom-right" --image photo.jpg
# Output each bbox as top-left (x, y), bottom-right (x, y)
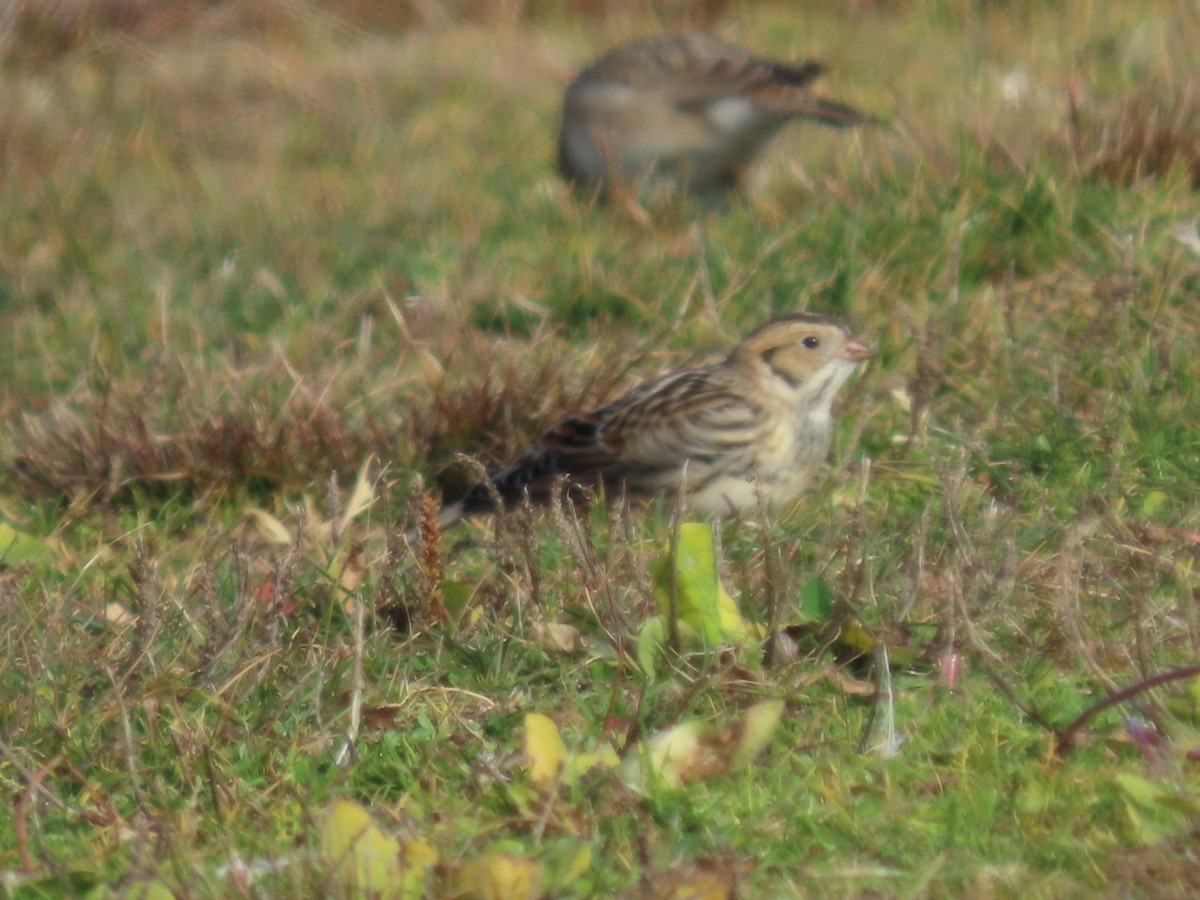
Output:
top-left (0, 0), bottom-right (312, 67)
top-left (1104, 833), bottom-right (1200, 899)
top-left (1074, 77), bottom-right (1200, 188)
top-left (0, 0), bottom-right (739, 70)
top-left (7, 362), bottom-right (393, 505)
top-left (411, 334), bottom-right (631, 472)
top-left (2, 317), bottom-right (643, 507)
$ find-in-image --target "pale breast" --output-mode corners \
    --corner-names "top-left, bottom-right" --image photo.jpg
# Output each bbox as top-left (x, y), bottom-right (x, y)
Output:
top-left (678, 410), bottom-right (832, 516)
top-left (753, 409), bottom-right (833, 505)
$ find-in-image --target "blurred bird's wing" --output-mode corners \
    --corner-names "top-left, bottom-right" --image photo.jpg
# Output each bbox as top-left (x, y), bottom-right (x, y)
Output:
top-left (611, 35), bottom-right (867, 129)
top-left (619, 35), bottom-right (869, 128)
top-left (593, 34), bottom-right (823, 106)
top-left (749, 84), bottom-right (869, 126)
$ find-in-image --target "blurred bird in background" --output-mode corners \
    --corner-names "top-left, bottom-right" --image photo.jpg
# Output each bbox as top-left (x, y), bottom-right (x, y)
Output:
top-left (558, 33), bottom-right (873, 205)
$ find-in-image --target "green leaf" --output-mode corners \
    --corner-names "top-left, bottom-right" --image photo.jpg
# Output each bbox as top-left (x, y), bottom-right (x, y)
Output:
top-left (1115, 773), bottom-right (1165, 809)
top-left (0, 522), bottom-right (52, 565)
top-left (1139, 490), bottom-right (1168, 517)
top-left (636, 616), bottom-right (707, 679)
top-left (636, 617), bottom-right (667, 679)
top-left (798, 578), bottom-right (835, 622)
top-left (1114, 773), bottom-right (1189, 845)
top-left (651, 522), bottom-right (758, 648)
top-left (547, 843), bottom-right (593, 891)
top-left (440, 580), bottom-right (475, 620)
top-left (1156, 793), bottom-right (1200, 817)
top-left (122, 882), bottom-right (176, 900)
top-left (8, 871), bottom-right (102, 899)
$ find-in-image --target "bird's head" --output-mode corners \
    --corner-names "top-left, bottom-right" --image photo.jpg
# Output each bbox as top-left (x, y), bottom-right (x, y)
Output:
top-left (732, 313), bottom-right (872, 405)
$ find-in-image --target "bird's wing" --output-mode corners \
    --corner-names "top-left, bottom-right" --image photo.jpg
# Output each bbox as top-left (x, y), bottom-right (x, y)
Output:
top-left (457, 409), bottom-right (622, 514)
top-left (627, 35), bottom-right (869, 127)
top-left (504, 413), bottom-right (616, 497)
top-left (592, 369), bottom-right (766, 496)
top-left (463, 368), bottom-right (763, 510)
top-left (632, 35), bottom-right (825, 106)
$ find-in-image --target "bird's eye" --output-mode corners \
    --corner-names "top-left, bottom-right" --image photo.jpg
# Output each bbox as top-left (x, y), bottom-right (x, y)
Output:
top-left (802, 336), bottom-right (820, 349)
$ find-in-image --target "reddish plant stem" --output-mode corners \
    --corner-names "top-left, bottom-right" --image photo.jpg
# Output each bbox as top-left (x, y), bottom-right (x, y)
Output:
top-left (1057, 665), bottom-right (1200, 755)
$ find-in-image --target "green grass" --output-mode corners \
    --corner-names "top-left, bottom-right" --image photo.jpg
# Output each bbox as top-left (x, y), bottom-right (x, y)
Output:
top-left (3, 0), bottom-right (1200, 896)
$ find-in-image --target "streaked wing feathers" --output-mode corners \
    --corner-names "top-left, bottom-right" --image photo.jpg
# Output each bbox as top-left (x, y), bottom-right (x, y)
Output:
top-left (459, 368), bottom-right (764, 512)
top-left (585, 369), bottom-right (764, 496)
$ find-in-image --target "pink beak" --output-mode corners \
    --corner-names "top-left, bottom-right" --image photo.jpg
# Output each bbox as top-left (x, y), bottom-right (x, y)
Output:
top-left (837, 337), bottom-right (874, 363)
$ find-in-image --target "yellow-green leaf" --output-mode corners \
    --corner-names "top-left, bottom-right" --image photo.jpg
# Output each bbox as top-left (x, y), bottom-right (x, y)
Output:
top-left (837, 620), bottom-right (876, 655)
top-left (122, 881), bottom-right (176, 900)
top-left (636, 616), bottom-right (705, 679)
top-left (636, 616), bottom-right (667, 679)
top-left (524, 713), bottom-right (566, 789)
top-left (440, 579), bottom-right (475, 622)
top-left (1139, 490), bottom-right (1168, 517)
top-left (457, 850), bottom-right (543, 900)
top-left (728, 699), bottom-right (785, 770)
top-left (621, 720), bottom-right (719, 791)
top-left (1156, 793), bottom-right (1200, 816)
top-left (339, 456), bottom-right (378, 532)
top-left (320, 800), bottom-right (436, 899)
top-left (563, 740), bottom-right (619, 785)
top-left (0, 522), bottom-right (52, 565)
top-left (1115, 773), bottom-right (1166, 808)
top-left (651, 523), bottom-right (758, 648)
top-left (245, 509), bottom-right (294, 546)
top-left (623, 701), bottom-right (785, 792)
top-left (322, 800), bottom-right (403, 898)
top-left (549, 844), bottom-right (592, 890)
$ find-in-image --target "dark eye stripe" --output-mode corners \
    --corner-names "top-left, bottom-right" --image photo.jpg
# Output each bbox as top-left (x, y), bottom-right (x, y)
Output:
top-left (760, 347), bottom-right (800, 388)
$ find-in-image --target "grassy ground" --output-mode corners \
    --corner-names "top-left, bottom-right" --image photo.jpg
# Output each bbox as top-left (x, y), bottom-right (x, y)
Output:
top-left (3, 0), bottom-right (1200, 895)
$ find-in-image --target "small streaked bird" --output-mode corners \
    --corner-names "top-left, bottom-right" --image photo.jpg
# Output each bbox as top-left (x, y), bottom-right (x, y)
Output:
top-left (439, 314), bottom-right (872, 527)
top-left (558, 33), bottom-right (872, 202)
